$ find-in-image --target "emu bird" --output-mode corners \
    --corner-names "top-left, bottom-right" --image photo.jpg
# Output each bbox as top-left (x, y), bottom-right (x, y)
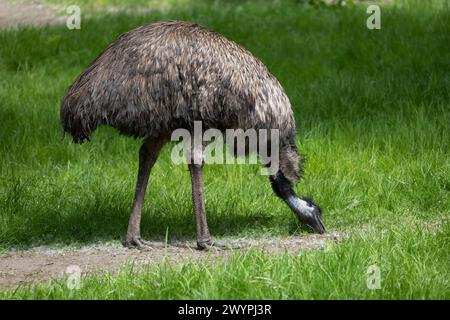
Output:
top-left (61, 21), bottom-right (325, 250)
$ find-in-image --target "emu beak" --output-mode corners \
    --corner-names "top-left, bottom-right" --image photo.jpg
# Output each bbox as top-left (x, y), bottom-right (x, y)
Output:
top-left (286, 196), bottom-right (326, 234)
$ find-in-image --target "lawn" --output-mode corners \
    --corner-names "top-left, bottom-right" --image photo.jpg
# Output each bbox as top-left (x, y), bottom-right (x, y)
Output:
top-left (0, 0), bottom-right (449, 299)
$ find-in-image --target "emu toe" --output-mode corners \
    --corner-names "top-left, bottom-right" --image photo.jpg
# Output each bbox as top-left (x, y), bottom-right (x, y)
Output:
top-left (123, 237), bottom-right (166, 250)
top-left (197, 240), bottom-right (242, 251)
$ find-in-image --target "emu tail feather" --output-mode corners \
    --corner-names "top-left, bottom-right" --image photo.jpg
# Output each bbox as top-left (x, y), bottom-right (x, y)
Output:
top-left (60, 85), bottom-right (99, 144)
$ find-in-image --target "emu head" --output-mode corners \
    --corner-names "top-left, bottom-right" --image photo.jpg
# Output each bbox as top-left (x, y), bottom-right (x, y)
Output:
top-left (270, 171), bottom-right (326, 234)
top-left (286, 196), bottom-right (325, 234)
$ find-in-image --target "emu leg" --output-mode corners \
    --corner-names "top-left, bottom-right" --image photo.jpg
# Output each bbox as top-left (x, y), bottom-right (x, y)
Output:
top-left (188, 163), bottom-right (212, 250)
top-left (124, 138), bottom-right (165, 249)
top-left (188, 163), bottom-right (240, 251)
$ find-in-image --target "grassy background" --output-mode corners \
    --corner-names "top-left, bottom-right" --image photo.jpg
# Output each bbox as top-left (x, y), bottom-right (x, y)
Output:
top-left (0, 0), bottom-right (449, 298)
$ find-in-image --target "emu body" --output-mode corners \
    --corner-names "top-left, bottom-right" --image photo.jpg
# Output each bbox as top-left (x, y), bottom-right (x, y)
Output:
top-left (61, 21), bottom-right (325, 250)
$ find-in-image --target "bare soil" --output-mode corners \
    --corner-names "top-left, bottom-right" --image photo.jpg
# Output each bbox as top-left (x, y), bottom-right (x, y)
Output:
top-left (0, 0), bottom-right (66, 29)
top-left (0, 0), bottom-right (166, 29)
top-left (0, 232), bottom-right (342, 290)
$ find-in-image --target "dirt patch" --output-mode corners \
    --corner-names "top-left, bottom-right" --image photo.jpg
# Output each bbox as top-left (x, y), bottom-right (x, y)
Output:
top-left (0, 0), bottom-right (168, 30)
top-left (0, 232), bottom-right (342, 290)
top-left (0, 0), bottom-right (66, 29)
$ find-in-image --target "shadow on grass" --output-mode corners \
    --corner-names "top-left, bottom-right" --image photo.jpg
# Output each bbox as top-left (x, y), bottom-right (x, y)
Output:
top-left (1, 201), bottom-right (284, 249)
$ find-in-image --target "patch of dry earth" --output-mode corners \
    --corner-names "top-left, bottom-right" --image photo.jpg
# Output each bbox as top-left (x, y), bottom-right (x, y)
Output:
top-left (0, 232), bottom-right (342, 289)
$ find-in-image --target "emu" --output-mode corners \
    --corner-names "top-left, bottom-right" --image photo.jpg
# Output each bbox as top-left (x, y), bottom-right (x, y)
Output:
top-left (61, 21), bottom-right (325, 250)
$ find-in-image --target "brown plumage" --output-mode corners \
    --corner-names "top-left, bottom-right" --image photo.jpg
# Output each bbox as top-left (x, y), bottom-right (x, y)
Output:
top-left (61, 21), bottom-right (325, 250)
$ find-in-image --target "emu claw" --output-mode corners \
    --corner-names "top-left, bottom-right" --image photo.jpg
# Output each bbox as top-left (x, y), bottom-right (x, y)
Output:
top-left (123, 237), bottom-right (165, 250)
top-left (197, 240), bottom-right (242, 251)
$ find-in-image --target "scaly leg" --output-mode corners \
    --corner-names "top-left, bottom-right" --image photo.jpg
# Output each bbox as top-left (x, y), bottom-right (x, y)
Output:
top-left (188, 162), bottom-right (212, 249)
top-left (124, 138), bottom-right (166, 249)
top-left (188, 151), bottom-right (240, 251)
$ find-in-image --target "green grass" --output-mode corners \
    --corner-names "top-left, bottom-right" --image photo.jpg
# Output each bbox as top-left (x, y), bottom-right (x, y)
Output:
top-left (0, 0), bottom-right (449, 298)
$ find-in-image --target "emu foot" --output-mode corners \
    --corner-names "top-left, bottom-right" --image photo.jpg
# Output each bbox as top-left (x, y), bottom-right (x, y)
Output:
top-left (123, 237), bottom-right (165, 250)
top-left (197, 239), bottom-right (242, 251)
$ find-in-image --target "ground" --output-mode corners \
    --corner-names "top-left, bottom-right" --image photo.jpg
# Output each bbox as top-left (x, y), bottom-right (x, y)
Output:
top-left (0, 233), bottom-right (341, 289)
top-left (0, 0), bottom-right (63, 29)
top-left (0, 0), bottom-right (449, 299)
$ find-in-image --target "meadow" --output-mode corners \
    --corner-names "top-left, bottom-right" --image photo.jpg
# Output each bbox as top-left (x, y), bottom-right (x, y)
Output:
top-left (0, 0), bottom-right (449, 299)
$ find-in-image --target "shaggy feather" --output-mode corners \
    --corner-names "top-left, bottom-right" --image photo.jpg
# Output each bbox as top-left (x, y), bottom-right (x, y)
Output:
top-left (61, 21), bottom-right (302, 182)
